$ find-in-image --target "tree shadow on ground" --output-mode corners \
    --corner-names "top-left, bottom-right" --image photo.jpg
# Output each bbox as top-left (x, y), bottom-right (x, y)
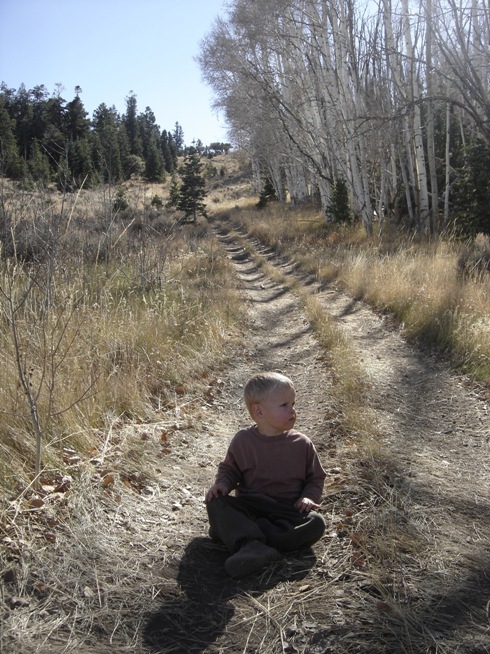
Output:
top-left (143, 537), bottom-right (316, 653)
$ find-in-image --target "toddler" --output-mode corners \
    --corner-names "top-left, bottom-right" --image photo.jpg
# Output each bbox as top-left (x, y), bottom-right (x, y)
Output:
top-left (205, 372), bottom-right (326, 577)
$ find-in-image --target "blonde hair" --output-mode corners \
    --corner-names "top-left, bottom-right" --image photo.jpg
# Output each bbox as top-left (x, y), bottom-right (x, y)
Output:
top-left (243, 372), bottom-right (295, 415)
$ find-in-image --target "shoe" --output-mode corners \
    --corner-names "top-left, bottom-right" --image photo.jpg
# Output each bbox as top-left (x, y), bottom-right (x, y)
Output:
top-left (224, 540), bottom-right (283, 578)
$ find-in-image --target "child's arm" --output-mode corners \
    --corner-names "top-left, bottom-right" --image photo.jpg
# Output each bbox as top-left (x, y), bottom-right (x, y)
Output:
top-left (296, 440), bottom-right (327, 512)
top-left (205, 436), bottom-right (243, 503)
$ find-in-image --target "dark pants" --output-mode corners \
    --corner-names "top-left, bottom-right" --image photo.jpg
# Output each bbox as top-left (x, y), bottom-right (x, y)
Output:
top-left (206, 493), bottom-right (325, 554)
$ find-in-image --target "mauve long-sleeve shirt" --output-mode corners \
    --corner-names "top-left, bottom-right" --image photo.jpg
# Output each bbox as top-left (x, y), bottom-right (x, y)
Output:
top-left (214, 425), bottom-right (326, 504)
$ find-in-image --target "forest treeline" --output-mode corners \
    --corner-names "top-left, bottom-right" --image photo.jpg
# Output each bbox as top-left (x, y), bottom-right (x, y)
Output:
top-left (199, 0), bottom-right (490, 238)
top-left (0, 83), bottom-right (231, 189)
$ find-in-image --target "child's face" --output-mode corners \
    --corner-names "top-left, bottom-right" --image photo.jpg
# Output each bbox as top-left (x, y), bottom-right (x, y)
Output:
top-left (252, 385), bottom-right (296, 436)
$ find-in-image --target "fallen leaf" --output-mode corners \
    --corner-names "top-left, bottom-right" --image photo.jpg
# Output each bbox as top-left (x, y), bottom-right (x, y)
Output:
top-left (351, 552), bottom-right (365, 567)
top-left (102, 475), bottom-right (115, 487)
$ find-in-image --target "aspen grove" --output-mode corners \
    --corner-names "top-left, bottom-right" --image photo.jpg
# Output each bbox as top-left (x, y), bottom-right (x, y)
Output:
top-left (198, 0), bottom-right (490, 237)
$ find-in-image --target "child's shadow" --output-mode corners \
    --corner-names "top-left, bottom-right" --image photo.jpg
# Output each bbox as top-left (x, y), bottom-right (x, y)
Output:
top-left (143, 537), bottom-right (316, 653)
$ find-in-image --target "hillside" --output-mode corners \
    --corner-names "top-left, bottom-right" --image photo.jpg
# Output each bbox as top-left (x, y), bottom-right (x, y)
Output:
top-left (1, 158), bottom-right (489, 653)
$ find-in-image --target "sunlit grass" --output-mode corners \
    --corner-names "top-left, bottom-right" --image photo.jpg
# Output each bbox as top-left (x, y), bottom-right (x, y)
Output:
top-left (0, 194), bottom-right (242, 493)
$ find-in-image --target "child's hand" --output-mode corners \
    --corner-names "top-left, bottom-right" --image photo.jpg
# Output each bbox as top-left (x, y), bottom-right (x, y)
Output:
top-left (205, 483), bottom-right (229, 503)
top-left (294, 497), bottom-right (320, 513)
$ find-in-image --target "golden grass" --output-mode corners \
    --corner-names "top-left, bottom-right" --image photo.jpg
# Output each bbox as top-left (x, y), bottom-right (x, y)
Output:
top-left (0, 192), bottom-right (243, 493)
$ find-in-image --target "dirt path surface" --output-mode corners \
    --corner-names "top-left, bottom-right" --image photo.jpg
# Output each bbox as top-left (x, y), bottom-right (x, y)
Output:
top-left (140, 220), bottom-right (490, 654)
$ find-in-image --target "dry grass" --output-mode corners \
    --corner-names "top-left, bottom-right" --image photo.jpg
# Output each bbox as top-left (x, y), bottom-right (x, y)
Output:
top-left (0, 182), bottom-right (243, 496)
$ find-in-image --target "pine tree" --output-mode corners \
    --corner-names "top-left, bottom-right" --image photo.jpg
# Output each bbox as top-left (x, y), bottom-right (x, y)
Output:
top-left (65, 91), bottom-right (89, 141)
top-left (167, 173), bottom-right (180, 208)
top-left (145, 138), bottom-right (164, 182)
top-left (176, 151), bottom-right (207, 222)
top-left (28, 138), bottom-right (51, 184)
top-left (160, 130), bottom-right (174, 173)
top-left (92, 103), bottom-right (123, 183)
top-left (0, 98), bottom-right (22, 178)
top-left (123, 91), bottom-right (143, 157)
top-left (172, 121), bottom-right (184, 155)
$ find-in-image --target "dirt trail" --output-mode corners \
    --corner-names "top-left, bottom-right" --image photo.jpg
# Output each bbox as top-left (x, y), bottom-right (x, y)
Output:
top-left (143, 221), bottom-right (490, 653)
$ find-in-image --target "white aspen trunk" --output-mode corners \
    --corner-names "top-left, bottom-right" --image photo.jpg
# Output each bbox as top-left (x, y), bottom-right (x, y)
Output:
top-left (268, 157), bottom-right (286, 203)
top-left (285, 160), bottom-right (310, 205)
top-left (317, 177), bottom-right (333, 219)
top-left (425, 0), bottom-right (439, 233)
top-left (252, 157), bottom-right (262, 195)
top-left (378, 164), bottom-right (386, 235)
top-left (458, 108), bottom-right (466, 148)
top-left (399, 150), bottom-right (416, 227)
top-left (330, 0), bottom-right (373, 235)
top-left (402, 0), bottom-right (430, 232)
top-left (443, 102), bottom-right (451, 229)
top-left (389, 143), bottom-right (399, 221)
top-left (382, 0), bottom-right (415, 226)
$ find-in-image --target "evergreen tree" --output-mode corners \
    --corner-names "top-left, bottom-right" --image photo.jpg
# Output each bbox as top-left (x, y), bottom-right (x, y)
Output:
top-left (176, 151), bottom-right (207, 222)
top-left (67, 137), bottom-right (94, 188)
top-left (145, 138), bottom-right (164, 182)
top-left (93, 103), bottom-right (123, 183)
top-left (65, 90), bottom-right (90, 141)
top-left (167, 173), bottom-right (180, 208)
top-left (160, 129), bottom-right (174, 173)
top-left (41, 92), bottom-right (67, 171)
top-left (11, 84), bottom-right (34, 160)
top-left (28, 139), bottom-right (51, 184)
top-left (172, 121), bottom-right (184, 155)
top-left (123, 91), bottom-right (143, 157)
top-left (0, 98), bottom-right (22, 178)
top-left (452, 140), bottom-right (490, 236)
top-left (327, 178), bottom-right (352, 224)
top-left (257, 175), bottom-right (277, 209)
top-left (167, 132), bottom-right (178, 168)
top-left (139, 106), bottom-right (164, 181)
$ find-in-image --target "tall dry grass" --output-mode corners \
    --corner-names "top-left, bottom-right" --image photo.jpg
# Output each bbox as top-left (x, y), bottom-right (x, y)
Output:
top-left (0, 182), bottom-right (242, 494)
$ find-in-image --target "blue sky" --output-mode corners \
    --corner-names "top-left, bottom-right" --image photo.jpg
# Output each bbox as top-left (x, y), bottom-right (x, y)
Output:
top-left (0, 0), bottom-right (229, 146)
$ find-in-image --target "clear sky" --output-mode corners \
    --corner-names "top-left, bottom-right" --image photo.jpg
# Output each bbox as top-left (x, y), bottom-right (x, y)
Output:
top-left (0, 0), bottom-right (229, 146)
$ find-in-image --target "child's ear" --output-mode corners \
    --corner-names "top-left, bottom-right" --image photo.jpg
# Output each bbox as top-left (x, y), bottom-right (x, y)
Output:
top-left (251, 402), bottom-right (262, 420)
